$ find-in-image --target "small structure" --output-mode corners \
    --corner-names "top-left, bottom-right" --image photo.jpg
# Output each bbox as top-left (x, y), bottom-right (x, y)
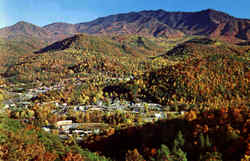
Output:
top-left (56, 120), bottom-right (73, 129)
top-left (89, 107), bottom-right (102, 111)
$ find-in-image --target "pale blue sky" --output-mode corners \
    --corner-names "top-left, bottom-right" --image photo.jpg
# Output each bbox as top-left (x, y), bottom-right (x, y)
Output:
top-left (1, 0), bottom-right (249, 28)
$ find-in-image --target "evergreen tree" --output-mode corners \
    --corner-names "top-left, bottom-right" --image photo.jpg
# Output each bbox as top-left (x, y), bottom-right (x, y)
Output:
top-left (156, 144), bottom-right (173, 161)
top-left (205, 134), bottom-right (212, 147)
top-left (200, 133), bottom-right (205, 148)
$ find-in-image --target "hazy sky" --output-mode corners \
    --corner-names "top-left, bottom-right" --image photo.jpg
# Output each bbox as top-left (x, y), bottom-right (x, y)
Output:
top-left (1, 0), bottom-right (249, 28)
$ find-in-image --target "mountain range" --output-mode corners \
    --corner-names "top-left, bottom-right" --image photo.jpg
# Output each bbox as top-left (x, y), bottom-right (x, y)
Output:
top-left (0, 9), bottom-right (250, 45)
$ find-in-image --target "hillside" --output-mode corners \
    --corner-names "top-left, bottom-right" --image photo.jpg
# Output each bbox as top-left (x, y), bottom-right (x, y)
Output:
top-left (0, 21), bottom-right (75, 45)
top-left (162, 38), bottom-right (249, 58)
top-left (3, 34), bottom-right (171, 84)
top-left (2, 37), bottom-right (249, 160)
top-left (1, 9), bottom-right (250, 43)
top-left (0, 21), bottom-right (51, 72)
top-left (43, 22), bottom-right (77, 34)
top-left (0, 8), bottom-right (249, 161)
top-left (0, 22), bottom-right (50, 71)
top-left (0, 38), bottom-right (44, 73)
top-left (35, 34), bottom-right (168, 55)
top-left (101, 40), bottom-right (249, 107)
top-left (0, 21), bottom-right (51, 43)
top-left (0, 22), bottom-right (77, 73)
top-left (50, 9), bottom-right (250, 42)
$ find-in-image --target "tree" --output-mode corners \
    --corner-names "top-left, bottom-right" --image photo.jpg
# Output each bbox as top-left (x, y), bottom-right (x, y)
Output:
top-left (156, 144), bottom-right (188, 161)
top-left (125, 149), bottom-right (145, 161)
top-left (172, 131), bottom-right (185, 153)
top-left (199, 152), bottom-right (223, 161)
top-left (156, 144), bottom-right (172, 161)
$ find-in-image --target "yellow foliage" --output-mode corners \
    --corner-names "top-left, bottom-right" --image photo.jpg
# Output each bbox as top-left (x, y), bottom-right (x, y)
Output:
top-left (185, 110), bottom-right (197, 121)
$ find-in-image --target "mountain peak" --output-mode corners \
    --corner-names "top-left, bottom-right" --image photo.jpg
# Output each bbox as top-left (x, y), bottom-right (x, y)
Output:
top-left (199, 9), bottom-right (233, 19)
top-left (15, 21), bottom-right (35, 26)
top-left (11, 21), bottom-right (42, 32)
top-left (1, 9), bottom-right (250, 43)
top-left (202, 8), bottom-right (218, 13)
top-left (8, 21), bottom-right (46, 35)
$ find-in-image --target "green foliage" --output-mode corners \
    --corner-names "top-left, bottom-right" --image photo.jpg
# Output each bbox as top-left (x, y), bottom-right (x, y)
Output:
top-left (115, 51), bottom-right (250, 110)
top-left (0, 114), bottom-right (110, 160)
top-left (156, 131), bottom-right (187, 161)
top-left (0, 116), bottom-right (23, 133)
top-left (156, 144), bottom-right (172, 161)
top-left (0, 34), bottom-right (249, 161)
top-left (70, 145), bottom-right (111, 161)
top-left (156, 144), bottom-right (187, 161)
top-left (199, 152), bottom-right (223, 161)
top-left (0, 90), bottom-right (5, 104)
top-left (205, 134), bottom-right (212, 148)
top-left (176, 131), bottom-right (185, 147)
top-left (125, 149), bottom-right (145, 161)
top-left (37, 130), bottom-right (65, 155)
top-left (199, 133), bottom-right (205, 149)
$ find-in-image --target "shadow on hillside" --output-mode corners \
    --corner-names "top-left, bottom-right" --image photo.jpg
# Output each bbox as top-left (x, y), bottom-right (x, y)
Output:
top-left (82, 119), bottom-right (189, 160)
top-left (34, 35), bottom-right (78, 54)
top-left (81, 118), bottom-right (245, 161)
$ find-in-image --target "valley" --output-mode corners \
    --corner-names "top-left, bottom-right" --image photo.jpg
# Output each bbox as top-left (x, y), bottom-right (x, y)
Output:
top-left (0, 9), bottom-right (249, 161)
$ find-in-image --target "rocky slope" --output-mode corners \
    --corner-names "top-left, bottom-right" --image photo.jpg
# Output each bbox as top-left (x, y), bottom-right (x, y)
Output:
top-left (1, 9), bottom-right (250, 44)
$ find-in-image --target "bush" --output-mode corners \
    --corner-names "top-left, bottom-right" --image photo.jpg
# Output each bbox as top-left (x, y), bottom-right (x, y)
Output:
top-left (199, 152), bottom-right (223, 161)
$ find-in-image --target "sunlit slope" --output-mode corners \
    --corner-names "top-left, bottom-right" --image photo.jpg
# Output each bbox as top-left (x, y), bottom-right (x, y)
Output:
top-left (106, 41), bottom-right (249, 109)
top-left (0, 38), bottom-right (47, 73)
top-left (3, 34), bottom-right (169, 84)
